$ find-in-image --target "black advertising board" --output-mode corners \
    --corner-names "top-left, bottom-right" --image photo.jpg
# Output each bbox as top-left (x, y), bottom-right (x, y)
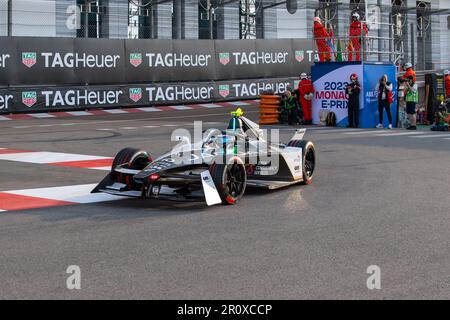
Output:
top-left (73, 38), bottom-right (126, 84)
top-left (0, 37), bottom-right (314, 87)
top-left (125, 39), bottom-right (174, 82)
top-left (0, 36), bottom-right (316, 114)
top-left (8, 37), bottom-right (76, 85)
top-left (0, 77), bottom-right (298, 114)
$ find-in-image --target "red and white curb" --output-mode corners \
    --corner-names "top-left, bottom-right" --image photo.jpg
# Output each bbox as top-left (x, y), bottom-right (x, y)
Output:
top-left (0, 184), bottom-right (122, 212)
top-left (0, 100), bottom-right (259, 121)
top-left (0, 148), bottom-right (113, 171)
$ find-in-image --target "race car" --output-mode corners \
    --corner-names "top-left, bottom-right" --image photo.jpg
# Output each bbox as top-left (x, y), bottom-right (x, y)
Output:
top-left (92, 108), bottom-right (316, 205)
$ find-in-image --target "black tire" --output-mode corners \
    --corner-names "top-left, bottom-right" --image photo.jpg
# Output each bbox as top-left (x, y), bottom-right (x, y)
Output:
top-left (112, 148), bottom-right (152, 186)
top-left (287, 140), bottom-right (316, 185)
top-left (209, 158), bottom-right (247, 205)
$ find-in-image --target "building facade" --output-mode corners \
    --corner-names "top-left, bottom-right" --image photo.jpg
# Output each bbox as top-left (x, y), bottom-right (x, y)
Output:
top-left (0, 0), bottom-right (449, 70)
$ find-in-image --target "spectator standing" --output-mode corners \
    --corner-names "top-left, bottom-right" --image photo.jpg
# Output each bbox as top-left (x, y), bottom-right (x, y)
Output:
top-left (345, 73), bottom-right (361, 128)
top-left (376, 74), bottom-right (394, 129)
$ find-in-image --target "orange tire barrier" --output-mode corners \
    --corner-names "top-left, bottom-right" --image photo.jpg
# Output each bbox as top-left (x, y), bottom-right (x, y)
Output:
top-left (259, 95), bottom-right (281, 125)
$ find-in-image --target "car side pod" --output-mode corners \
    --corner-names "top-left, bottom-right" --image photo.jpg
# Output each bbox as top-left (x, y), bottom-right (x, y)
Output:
top-left (200, 170), bottom-right (222, 206)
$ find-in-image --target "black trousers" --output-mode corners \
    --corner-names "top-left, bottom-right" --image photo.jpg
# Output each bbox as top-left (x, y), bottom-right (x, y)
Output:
top-left (348, 101), bottom-right (359, 127)
top-left (378, 99), bottom-right (392, 124)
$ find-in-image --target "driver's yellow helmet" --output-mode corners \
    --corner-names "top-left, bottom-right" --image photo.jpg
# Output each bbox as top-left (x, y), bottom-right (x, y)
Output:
top-left (231, 108), bottom-right (244, 117)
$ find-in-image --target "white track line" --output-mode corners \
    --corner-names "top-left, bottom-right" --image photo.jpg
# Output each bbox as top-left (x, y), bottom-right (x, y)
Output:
top-left (0, 151), bottom-right (110, 164)
top-left (28, 113), bottom-right (56, 119)
top-left (104, 109), bottom-right (128, 114)
top-left (0, 116), bottom-right (11, 121)
top-left (411, 134), bottom-right (450, 139)
top-left (170, 105), bottom-right (192, 110)
top-left (66, 111), bottom-right (92, 116)
top-left (374, 132), bottom-right (423, 137)
top-left (343, 130), bottom-right (390, 135)
top-left (4, 184), bottom-right (122, 204)
top-left (136, 107), bottom-right (162, 112)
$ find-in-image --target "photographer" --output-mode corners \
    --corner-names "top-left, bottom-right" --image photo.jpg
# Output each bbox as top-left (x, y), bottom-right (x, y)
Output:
top-left (279, 90), bottom-right (301, 125)
top-left (375, 74), bottom-right (393, 129)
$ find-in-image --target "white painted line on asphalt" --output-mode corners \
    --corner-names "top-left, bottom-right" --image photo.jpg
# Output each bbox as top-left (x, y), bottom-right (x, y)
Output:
top-left (96, 128), bottom-right (114, 131)
top-left (343, 130), bottom-right (390, 135)
top-left (411, 134), bottom-right (450, 138)
top-left (66, 111), bottom-right (92, 116)
top-left (202, 104), bottom-right (222, 108)
top-left (38, 124), bottom-right (54, 127)
top-left (104, 109), bottom-right (128, 114)
top-left (143, 125), bottom-right (160, 128)
top-left (120, 127), bottom-right (138, 130)
top-left (4, 184), bottom-right (122, 204)
top-left (89, 166), bottom-right (111, 171)
top-left (374, 131), bottom-right (423, 137)
top-left (0, 151), bottom-right (110, 164)
top-left (170, 105), bottom-right (193, 110)
top-left (231, 101), bottom-right (250, 106)
top-left (28, 113), bottom-right (55, 118)
top-left (61, 123), bottom-right (76, 126)
top-left (13, 126), bottom-right (32, 129)
top-left (137, 107), bottom-right (162, 112)
top-left (0, 116), bottom-right (11, 121)
top-left (162, 124), bottom-right (178, 127)
top-left (0, 209), bottom-right (5, 212)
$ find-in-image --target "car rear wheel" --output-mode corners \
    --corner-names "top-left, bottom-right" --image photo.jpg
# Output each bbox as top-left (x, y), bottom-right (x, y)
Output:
top-left (209, 158), bottom-right (247, 205)
top-left (112, 148), bottom-right (152, 186)
top-left (287, 140), bottom-right (315, 185)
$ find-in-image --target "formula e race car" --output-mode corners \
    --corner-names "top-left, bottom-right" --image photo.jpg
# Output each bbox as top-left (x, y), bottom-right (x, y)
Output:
top-left (92, 109), bottom-right (316, 206)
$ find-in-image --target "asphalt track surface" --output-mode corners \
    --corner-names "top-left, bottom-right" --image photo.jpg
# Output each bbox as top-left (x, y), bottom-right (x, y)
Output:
top-left (0, 105), bottom-right (449, 299)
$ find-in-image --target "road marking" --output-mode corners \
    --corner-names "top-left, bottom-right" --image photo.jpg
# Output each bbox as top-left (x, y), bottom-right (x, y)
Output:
top-left (104, 109), bottom-right (128, 114)
top-left (66, 111), bottom-right (92, 116)
top-left (28, 113), bottom-right (55, 119)
top-left (3, 110), bottom-right (259, 130)
top-left (143, 125), bottom-right (160, 128)
top-left (96, 128), bottom-right (114, 131)
top-left (120, 127), bottom-right (138, 130)
top-left (343, 130), bottom-right (390, 135)
top-left (0, 184), bottom-right (123, 211)
top-left (202, 104), bottom-right (222, 108)
top-left (170, 105), bottom-right (192, 110)
top-left (411, 134), bottom-right (450, 138)
top-left (136, 107), bottom-right (162, 112)
top-left (374, 131), bottom-right (423, 137)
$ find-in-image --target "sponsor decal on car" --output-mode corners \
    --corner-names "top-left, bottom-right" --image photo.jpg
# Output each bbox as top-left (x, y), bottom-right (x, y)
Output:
top-left (129, 53), bottom-right (142, 67)
top-left (22, 52), bottom-right (37, 68)
top-left (22, 91), bottom-right (37, 107)
top-left (129, 88), bottom-right (142, 102)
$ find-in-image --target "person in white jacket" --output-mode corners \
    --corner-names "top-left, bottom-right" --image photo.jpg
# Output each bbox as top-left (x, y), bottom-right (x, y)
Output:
top-left (375, 74), bottom-right (393, 129)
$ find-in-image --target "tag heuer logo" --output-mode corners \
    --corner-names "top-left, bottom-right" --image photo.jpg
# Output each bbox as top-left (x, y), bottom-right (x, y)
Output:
top-left (219, 85), bottom-right (230, 98)
top-left (219, 53), bottom-right (230, 66)
top-left (22, 52), bottom-right (37, 68)
top-left (129, 88), bottom-right (142, 102)
top-left (22, 91), bottom-right (37, 107)
top-left (295, 50), bottom-right (304, 63)
top-left (130, 53), bottom-right (142, 67)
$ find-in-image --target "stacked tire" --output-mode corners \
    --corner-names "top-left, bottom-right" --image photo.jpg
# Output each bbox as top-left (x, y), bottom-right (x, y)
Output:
top-left (259, 95), bottom-right (281, 125)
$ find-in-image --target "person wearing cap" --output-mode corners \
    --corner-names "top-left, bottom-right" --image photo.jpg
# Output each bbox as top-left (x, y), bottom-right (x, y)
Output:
top-left (297, 73), bottom-right (315, 125)
top-left (313, 17), bottom-right (332, 62)
top-left (349, 12), bottom-right (368, 61)
top-left (376, 74), bottom-right (394, 129)
top-left (345, 73), bottom-right (361, 128)
top-left (444, 70), bottom-right (450, 99)
top-left (402, 62), bottom-right (416, 83)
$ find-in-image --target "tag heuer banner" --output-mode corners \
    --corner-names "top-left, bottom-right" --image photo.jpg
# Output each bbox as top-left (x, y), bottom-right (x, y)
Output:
top-left (0, 37), bottom-right (314, 86)
top-left (0, 77), bottom-right (298, 114)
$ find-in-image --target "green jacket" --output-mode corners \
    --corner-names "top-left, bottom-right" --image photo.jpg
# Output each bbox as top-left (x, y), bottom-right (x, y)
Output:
top-left (283, 96), bottom-right (299, 110)
top-left (405, 83), bottom-right (418, 103)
